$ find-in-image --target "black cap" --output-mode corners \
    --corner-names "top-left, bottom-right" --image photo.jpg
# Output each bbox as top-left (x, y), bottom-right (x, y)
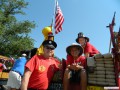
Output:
top-left (76, 32), bottom-right (89, 43)
top-left (48, 32), bottom-right (54, 37)
top-left (42, 40), bottom-right (57, 49)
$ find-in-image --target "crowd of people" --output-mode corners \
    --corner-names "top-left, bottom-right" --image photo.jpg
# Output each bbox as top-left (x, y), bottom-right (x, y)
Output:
top-left (0, 30), bottom-right (99, 90)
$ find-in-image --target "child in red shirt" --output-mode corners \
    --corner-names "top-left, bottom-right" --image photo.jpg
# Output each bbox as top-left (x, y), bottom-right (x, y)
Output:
top-left (76, 32), bottom-right (99, 57)
top-left (63, 43), bottom-right (87, 90)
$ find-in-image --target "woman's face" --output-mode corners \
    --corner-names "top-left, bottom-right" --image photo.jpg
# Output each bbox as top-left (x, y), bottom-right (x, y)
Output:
top-left (70, 47), bottom-right (80, 57)
top-left (78, 38), bottom-right (86, 46)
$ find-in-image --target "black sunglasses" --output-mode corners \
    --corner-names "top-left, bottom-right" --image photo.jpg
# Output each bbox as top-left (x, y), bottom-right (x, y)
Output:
top-left (45, 47), bottom-right (54, 50)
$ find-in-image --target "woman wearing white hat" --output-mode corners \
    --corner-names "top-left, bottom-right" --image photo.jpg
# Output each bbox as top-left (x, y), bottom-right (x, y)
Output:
top-left (63, 43), bottom-right (87, 90)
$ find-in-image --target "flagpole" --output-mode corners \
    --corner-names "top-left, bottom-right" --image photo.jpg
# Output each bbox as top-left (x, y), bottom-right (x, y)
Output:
top-left (51, 0), bottom-right (57, 35)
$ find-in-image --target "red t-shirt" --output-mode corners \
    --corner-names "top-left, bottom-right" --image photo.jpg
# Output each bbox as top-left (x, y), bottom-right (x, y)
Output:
top-left (0, 63), bottom-right (3, 72)
top-left (25, 55), bottom-right (59, 89)
top-left (84, 42), bottom-right (99, 57)
top-left (66, 55), bottom-right (86, 68)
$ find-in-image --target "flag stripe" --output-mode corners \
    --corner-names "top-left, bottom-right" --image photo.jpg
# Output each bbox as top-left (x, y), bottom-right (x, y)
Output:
top-left (55, 14), bottom-right (64, 33)
top-left (55, 17), bottom-right (64, 29)
top-left (55, 14), bottom-right (64, 26)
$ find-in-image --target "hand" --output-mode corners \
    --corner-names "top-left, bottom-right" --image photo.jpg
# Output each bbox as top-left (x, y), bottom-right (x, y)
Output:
top-left (67, 64), bottom-right (83, 71)
top-left (58, 64), bottom-right (62, 70)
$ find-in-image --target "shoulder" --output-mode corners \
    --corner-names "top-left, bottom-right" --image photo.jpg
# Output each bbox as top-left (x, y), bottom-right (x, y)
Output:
top-left (53, 57), bottom-right (60, 62)
top-left (19, 57), bottom-right (27, 61)
top-left (51, 57), bottom-right (61, 65)
top-left (67, 55), bottom-right (73, 60)
top-left (28, 55), bottom-right (40, 62)
top-left (0, 63), bottom-right (3, 66)
top-left (32, 55), bottom-right (43, 59)
top-left (78, 56), bottom-right (86, 60)
top-left (86, 42), bottom-right (91, 46)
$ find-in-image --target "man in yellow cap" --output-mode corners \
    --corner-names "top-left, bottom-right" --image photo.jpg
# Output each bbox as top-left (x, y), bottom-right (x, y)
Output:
top-left (21, 40), bottom-right (61, 90)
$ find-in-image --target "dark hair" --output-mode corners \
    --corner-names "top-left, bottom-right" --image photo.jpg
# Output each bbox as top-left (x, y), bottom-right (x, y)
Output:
top-left (20, 48), bottom-right (38, 59)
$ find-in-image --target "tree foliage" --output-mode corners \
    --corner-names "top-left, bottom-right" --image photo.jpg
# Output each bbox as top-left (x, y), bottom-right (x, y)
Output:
top-left (0, 0), bottom-right (36, 57)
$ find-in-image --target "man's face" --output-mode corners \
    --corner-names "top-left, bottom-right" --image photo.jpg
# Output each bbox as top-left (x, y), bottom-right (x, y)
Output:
top-left (78, 38), bottom-right (86, 46)
top-left (70, 47), bottom-right (80, 57)
top-left (43, 46), bottom-right (54, 57)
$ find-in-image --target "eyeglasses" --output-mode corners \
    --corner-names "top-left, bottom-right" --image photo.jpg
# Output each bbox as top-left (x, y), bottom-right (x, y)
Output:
top-left (45, 47), bottom-right (54, 50)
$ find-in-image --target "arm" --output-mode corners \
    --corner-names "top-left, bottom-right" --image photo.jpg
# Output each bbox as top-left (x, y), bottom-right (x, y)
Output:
top-left (84, 42), bottom-right (92, 58)
top-left (2, 64), bottom-right (7, 70)
top-left (21, 68), bottom-right (32, 90)
top-left (84, 53), bottom-right (90, 58)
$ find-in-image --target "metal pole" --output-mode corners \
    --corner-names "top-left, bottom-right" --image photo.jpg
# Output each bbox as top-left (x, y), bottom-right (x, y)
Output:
top-left (51, 0), bottom-right (57, 35)
top-left (109, 37), bottom-right (112, 53)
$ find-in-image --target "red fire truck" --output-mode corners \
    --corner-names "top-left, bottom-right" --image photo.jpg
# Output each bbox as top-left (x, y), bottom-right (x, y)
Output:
top-left (49, 12), bottom-right (120, 90)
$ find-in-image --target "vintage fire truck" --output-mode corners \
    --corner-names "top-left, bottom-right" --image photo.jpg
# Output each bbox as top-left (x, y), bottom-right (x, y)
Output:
top-left (48, 13), bottom-right (120, 90)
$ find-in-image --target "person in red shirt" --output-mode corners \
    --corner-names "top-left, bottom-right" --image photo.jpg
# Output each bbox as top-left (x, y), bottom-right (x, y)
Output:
top-left (63, 43), bottom-right (87, 90)
top-left (0, 60), bottom-right (7, 72)
top-left (21, 40), bottom-right (60, 90)
top-left (76, 32), bottom-right (100, 58)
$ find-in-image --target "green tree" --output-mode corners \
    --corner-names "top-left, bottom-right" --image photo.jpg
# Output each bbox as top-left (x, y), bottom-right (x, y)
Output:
top-left (0, 0), bottom-right (36, 57)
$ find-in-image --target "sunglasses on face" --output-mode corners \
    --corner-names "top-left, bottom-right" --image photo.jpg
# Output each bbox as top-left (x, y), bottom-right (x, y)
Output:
top-left (45, 47), bottom-right (54, 50)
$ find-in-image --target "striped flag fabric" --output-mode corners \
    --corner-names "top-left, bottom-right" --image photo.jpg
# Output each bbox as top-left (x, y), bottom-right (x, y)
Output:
top-left (54, 1), bottom-right (64, 34)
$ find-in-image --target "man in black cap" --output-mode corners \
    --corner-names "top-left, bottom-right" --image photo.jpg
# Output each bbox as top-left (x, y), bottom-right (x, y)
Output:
top-left (21, 40), bottom-right (60, 90)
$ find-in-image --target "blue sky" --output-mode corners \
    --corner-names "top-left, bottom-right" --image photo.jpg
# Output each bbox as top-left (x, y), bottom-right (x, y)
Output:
top-left (17, 0), bottom-right (120, 59)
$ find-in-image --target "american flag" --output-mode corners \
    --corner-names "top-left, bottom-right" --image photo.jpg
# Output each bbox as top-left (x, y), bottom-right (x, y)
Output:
top-left (54, 1), bottom-right (64, 34)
